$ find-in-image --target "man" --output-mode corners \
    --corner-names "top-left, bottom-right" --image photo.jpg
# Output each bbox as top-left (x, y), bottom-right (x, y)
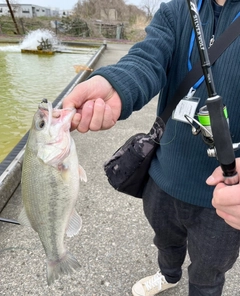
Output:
top-left (63, 0), bottom-right (240, 295)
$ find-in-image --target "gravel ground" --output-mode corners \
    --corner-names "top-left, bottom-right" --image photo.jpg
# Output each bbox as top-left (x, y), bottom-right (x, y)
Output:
top-left (0, 43), bottom-right (240, 296)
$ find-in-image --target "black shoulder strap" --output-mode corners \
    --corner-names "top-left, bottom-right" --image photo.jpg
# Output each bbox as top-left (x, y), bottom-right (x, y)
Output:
top-left (161, 17), bottom-right (240, 123)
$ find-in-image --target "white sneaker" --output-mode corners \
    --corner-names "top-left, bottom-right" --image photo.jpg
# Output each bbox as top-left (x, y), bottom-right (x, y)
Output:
top-left (132, 271), bottom-right (178, 296)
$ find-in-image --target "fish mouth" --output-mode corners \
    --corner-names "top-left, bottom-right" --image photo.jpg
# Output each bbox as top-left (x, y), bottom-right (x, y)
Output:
top-left (39, 99), bottom-right (76, 132)
top-left (36, 100), bottom-right (76, 166)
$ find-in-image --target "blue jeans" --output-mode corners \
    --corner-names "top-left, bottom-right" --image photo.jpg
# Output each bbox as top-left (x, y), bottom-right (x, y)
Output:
top-left (142, 177), bottom-right (240, 296)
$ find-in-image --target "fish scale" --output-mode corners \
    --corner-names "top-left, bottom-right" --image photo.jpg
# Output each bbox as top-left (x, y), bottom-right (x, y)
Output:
top-left (19, 100), bottom-right (87, 285)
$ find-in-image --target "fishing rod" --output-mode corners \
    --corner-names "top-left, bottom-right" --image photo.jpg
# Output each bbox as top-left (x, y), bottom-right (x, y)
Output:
top-left (0, 217), bottom-right (20, 225)
top-left (186, 0), bottom-right (238, 185)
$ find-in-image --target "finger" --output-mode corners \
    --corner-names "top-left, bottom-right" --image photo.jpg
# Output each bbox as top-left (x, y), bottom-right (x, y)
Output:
top-left (62, 83), bottom-right (88, 109)
top-left (213, 183), bottom-right (240, 206)
top-left (62, 92), bottom-right (81, 109)
top-left (215, 204), bottom-right (240, 218)
top-left (102, 104), bottom-right (115, 130)
top-left (206, 166), bottom-right (224, 185)
top-left (224, 220), bottom-right (240, 230)
top-left (89, 98), bottom-right (105, 131)
top-left (77, 100), bottom-right (94, 133)
top-left (215, 208), bottom-right (240, 230)
top-left (70, 113), bottom-right (81, 131)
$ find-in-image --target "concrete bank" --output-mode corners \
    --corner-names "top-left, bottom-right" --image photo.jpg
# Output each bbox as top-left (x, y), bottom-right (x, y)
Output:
top-left (0, 43), bottom-right (240, 296)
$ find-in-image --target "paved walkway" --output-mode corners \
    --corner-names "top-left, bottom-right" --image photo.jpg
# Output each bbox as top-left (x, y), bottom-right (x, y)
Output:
top-left (0, 43), bottom-right (239, 296)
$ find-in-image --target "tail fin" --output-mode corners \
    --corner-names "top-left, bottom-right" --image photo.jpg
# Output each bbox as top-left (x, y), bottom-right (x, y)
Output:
top-left (47, 251), bottom-right (81, 285)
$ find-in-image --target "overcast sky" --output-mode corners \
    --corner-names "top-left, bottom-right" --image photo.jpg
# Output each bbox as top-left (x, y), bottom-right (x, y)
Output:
top-left (11, 0), bottom-right (143, 11)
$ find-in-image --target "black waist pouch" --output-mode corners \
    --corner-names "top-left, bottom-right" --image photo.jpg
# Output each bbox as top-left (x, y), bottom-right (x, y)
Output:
top-left (103, 117), bottom-right (165, 198)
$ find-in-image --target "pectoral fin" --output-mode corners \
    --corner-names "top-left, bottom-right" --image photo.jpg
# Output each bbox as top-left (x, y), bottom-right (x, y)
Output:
top-left (79, 164), bottom-right (87, 182)
top-left (66, 209), bottom-right (82, 237)
top-left (60, 163), bottom-right (87, 183)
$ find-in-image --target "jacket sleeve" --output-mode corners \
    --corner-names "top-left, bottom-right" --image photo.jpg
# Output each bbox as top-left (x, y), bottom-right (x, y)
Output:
top-left (90, 1), bottom-right (179, 120)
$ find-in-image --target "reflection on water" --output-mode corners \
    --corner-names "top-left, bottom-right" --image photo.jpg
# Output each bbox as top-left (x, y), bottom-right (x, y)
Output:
top-left (0, 43), bottom-right (97, 162)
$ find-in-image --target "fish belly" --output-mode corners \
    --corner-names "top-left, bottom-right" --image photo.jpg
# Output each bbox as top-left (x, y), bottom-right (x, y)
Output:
top-left (21, 149), bottom-right (80, 285)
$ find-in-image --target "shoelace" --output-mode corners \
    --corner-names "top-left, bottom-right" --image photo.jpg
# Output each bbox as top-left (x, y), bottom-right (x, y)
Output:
top-left (145, 273), bottom-right (166, 291)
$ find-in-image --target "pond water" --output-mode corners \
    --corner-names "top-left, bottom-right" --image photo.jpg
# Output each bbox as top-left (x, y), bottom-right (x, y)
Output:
top-left (0, 37), bottom-right (97, 162)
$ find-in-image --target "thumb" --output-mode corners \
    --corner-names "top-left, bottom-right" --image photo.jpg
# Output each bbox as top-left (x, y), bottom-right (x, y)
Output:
top-left (206, 166), bottom-right (224, 186)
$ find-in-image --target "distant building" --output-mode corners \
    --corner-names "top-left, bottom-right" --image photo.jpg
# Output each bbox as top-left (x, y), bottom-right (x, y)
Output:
top-left (51, 8), bottom-right (60, 18)
top-left (100, 8), bottom-right (118, 21)
top-left (58, 10), bottom-right (73, 18)
top-left (0, 3), bottom-right (59, 18)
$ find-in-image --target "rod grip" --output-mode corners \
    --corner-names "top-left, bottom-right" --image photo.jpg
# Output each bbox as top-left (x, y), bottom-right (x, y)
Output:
top-left (206, 96), bottom-right (238, 184)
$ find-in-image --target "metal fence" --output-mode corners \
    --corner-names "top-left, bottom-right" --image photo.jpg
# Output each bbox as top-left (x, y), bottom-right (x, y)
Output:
top-left (0, 17), bottom-right (125, 39)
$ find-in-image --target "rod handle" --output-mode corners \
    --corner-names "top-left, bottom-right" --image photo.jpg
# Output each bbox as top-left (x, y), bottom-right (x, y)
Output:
top-left (206, 95), bottom-right (238, 184)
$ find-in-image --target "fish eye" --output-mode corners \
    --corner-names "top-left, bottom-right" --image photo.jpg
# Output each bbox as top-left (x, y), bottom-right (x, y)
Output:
top-left (35, 119), bottom-right (46, 130)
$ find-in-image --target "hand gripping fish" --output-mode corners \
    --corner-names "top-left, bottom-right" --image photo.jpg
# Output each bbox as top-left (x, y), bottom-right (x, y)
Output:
top-left (18, 99), bottom-right (87, 285)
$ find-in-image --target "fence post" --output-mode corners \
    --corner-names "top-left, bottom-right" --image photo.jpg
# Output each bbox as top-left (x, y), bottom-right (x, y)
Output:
top-left (55, 20), bottom-right (58, 35)
top-left (116, 24), bottom-right (123, 39)
top-left (20, 18), bottom-right (25, 34)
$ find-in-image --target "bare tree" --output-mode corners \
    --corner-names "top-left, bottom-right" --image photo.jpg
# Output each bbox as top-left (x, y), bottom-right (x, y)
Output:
top-left (141, 0), bottom-right (163, 20)
top-left (73, 0), bottom-right (96, 19)
top-left (73, 0), bottom-right (141, 21)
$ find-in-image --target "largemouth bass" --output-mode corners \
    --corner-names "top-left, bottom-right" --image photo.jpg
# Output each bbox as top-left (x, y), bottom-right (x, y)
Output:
top-left (19, 99), bottom-right (87, 285)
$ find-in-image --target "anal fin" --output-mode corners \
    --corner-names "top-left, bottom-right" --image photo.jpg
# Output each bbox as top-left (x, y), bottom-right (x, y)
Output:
top-left (18, 207), bottom-right (33, 228)
top-left (66, 209), bottom-right (82, 237)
